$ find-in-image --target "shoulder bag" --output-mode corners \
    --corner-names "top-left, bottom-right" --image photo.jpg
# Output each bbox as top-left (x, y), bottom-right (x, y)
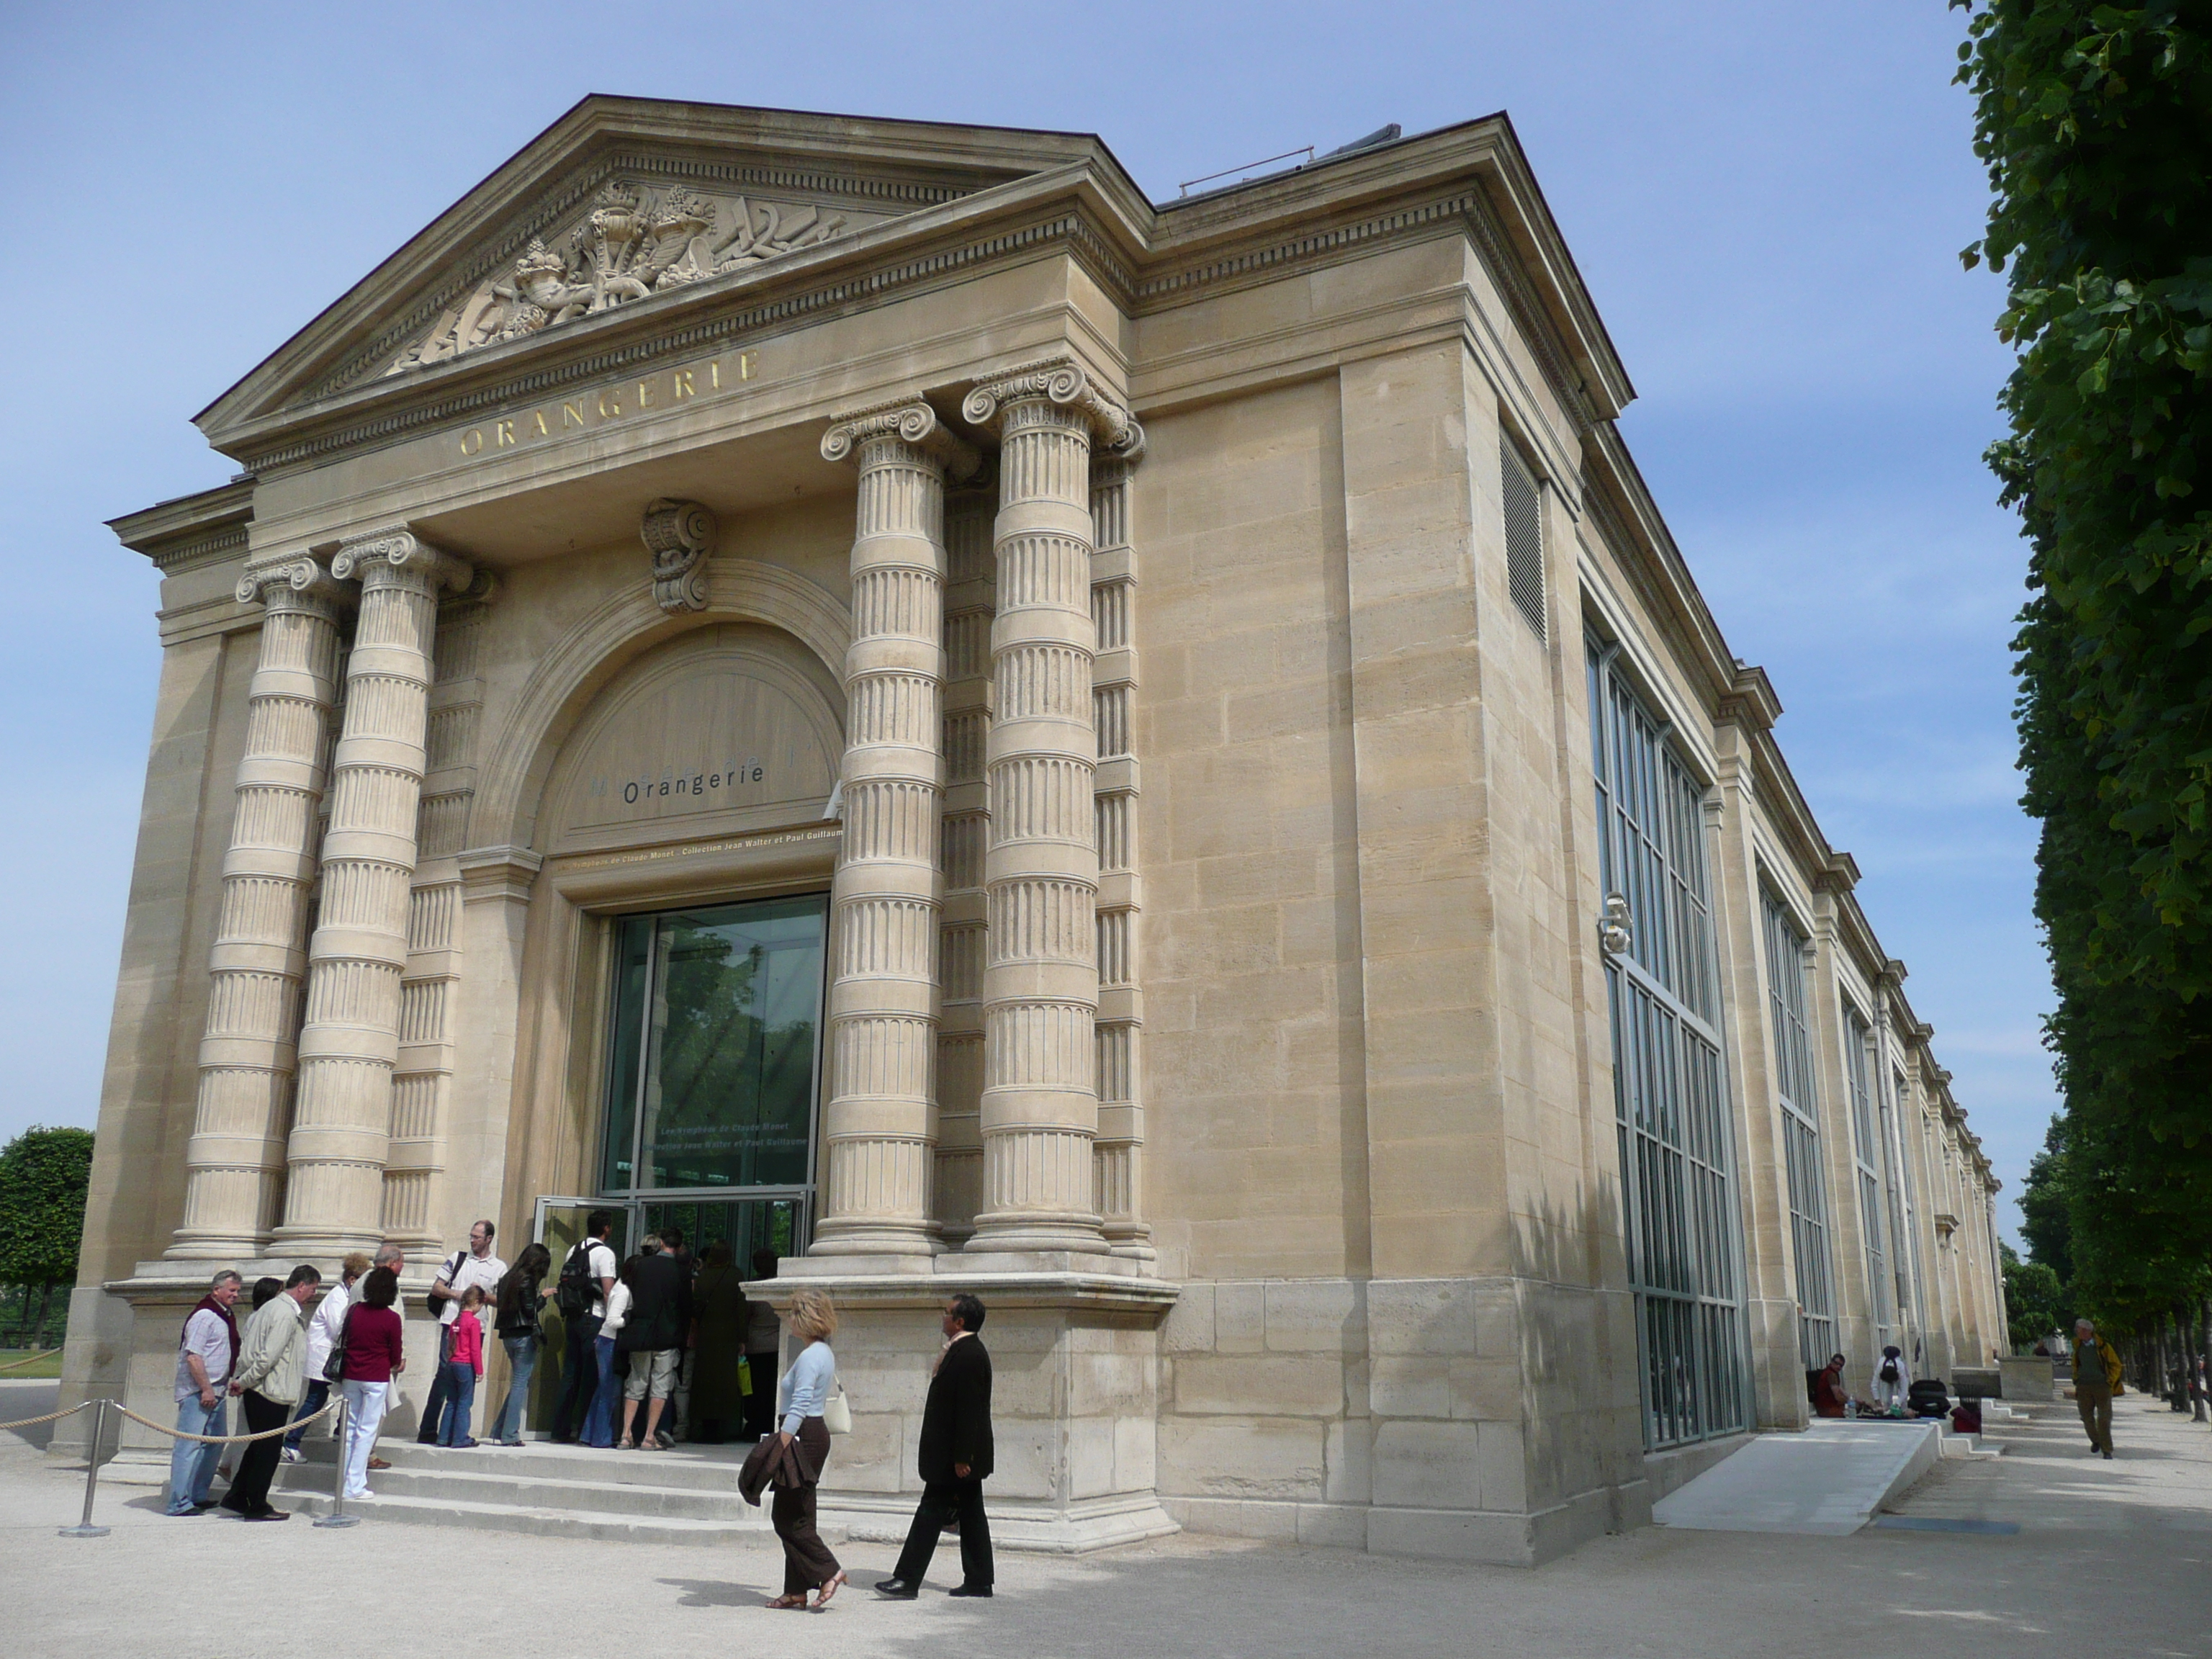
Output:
top-left (323, 1303), bottom-right (353, 1384)
top-left (823, 1380), bottom-right (853, 1436)
top-left (424, 1249), bottom-right (466, 1321)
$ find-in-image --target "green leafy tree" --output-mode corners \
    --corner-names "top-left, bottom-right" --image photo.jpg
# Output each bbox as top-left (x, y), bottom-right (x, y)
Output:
top-left (2002, 1241), bottom-right (2069, 1349)
top-left (1955, 2), bottom-right (2212, 1318)
top-left (0, 1125), bottom-right (94, 1346)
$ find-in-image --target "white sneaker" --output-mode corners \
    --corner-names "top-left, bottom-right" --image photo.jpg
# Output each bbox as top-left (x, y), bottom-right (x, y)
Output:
top-left (281, 1447), bottom-right (301, 1464)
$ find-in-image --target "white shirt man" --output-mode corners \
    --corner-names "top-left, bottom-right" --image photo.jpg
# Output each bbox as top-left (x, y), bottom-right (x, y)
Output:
top-left (415, 1220), bottom-right (507, 1445)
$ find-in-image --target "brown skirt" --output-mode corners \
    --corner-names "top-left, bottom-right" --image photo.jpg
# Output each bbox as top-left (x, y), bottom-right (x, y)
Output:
top-left (771, 1416), bottom-right (840, 1595)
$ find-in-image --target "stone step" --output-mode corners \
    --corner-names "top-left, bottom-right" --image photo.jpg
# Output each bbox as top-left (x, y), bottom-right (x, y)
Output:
top-left (271, 1457), bottom-right (773, 1524)
top-left (279, 1488), bottom-right (787, 1547)
top-left (292, 1435), bottom-right (763, 1495)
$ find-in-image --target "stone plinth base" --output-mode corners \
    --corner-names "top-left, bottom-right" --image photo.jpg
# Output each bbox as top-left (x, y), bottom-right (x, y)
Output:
top-left (1996, 1355), bottom-right (2053, 1401)
top-left (746, 1267), bottom-right (1180, 1554)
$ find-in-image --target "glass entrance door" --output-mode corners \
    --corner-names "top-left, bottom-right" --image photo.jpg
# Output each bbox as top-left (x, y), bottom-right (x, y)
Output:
top-left (528, 1197), bottom-right (630, 1433)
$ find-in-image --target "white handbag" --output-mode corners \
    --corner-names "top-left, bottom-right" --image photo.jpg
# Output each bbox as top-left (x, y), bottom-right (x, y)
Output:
top-left (823, 1381), bottom-right (853, 1436)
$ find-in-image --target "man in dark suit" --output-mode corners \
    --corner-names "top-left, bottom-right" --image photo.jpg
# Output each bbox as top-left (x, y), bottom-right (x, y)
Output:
top-left (876, 1293), bottom-right (994, 1599)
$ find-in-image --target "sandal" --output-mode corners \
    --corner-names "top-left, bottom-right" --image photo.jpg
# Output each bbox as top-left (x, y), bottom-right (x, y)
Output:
top-left (815, 1570), bottom-right (848, 1610)
top-left (766, 1594), bottom-right (809, 1611)
top-left (616, 1437), bottom-right (635, 1451)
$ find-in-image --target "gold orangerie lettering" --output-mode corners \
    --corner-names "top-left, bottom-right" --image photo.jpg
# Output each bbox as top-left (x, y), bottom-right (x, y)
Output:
top-left (456, 351), bottom-right (762, 459)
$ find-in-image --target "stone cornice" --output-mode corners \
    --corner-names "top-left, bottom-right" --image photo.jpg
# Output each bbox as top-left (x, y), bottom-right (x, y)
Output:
top-left (108, 479), bottom-right (254, 575)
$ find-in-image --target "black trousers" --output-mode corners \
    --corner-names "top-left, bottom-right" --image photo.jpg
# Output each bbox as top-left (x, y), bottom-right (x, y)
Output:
top-left (552, 1313), bottom-right (602, 1441)
top-left (224, 1390), bottom-right (290, 1515)
top-left (772, 1419), bottom-right (842, 1595)
top-left (891, 1477), bottom-right (994, 1588)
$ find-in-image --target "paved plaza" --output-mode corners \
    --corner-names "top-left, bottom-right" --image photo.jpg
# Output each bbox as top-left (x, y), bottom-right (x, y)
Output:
top-left (3, 1382), bottom-right (2203, 1657)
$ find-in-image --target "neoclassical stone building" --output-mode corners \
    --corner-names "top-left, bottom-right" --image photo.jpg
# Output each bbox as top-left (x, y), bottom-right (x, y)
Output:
top-left (63, 98), bottom-right (2005, 1562)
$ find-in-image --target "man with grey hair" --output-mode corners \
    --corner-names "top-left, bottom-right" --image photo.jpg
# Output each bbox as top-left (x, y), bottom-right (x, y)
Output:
top-left (2074, 1316), bottom-right (2123, 1460)
top-left (166, 1269), bottom-right (242, 1516)
top-left (363, 1244), bottom-right (405, 1471)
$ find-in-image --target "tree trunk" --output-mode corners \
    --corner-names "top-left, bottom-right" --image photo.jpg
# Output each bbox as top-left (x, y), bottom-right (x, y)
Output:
top-left (33, 1281), bottom-right (53, 1349)
top-left (2197, 1298), bottom-right (2210, 1425)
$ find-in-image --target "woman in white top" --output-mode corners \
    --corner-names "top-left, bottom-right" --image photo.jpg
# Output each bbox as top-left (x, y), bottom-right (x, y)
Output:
top-left (582, 1264), bottom-right (632, 1449)
top-left (767, 1289), bottom-right (845, 1609)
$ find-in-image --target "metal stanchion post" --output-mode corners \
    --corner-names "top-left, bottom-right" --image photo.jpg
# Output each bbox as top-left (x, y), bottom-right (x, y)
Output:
top-left (314, 1396), bottom-right (359, 1528)
top-left (58, 1398), bottom-right (110, 1538)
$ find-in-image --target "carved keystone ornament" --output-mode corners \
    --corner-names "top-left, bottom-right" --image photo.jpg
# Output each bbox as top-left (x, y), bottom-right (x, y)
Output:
top-left (642, 498), bottom-right (718, 613)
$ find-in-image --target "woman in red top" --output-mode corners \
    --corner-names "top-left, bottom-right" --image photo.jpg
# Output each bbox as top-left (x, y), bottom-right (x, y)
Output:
top-left (339, 1267), bottom-right (408, 1498)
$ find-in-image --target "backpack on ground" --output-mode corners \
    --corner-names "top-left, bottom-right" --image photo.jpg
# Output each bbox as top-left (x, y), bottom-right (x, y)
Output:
top-left (556, 1238), bottom-right (598, 1321)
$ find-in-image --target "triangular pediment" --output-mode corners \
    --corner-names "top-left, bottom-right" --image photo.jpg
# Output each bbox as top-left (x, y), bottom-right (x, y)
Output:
top-left (197, 97), bottom-right (1129, 444)
top-left (387, 175), bottom-right (894, 377)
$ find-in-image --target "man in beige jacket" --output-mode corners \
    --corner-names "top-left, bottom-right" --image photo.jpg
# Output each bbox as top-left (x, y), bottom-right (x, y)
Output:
top-left (223, 1264), bottom-right (320, 1519)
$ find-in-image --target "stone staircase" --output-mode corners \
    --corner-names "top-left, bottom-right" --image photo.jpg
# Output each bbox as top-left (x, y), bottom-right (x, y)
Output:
top-left (274, 1436), bottom-right (782, 1545)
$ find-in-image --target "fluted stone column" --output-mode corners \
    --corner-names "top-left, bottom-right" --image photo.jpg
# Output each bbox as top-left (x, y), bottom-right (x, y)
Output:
top-left (810, 401), bottom-right (979, 1262)
top-left (165, 558), bottom-right (349, 1259)
top-left (276, 531), bottom-right (471, 1256)
top-left (959, 359), bottom-right (1141, 1259)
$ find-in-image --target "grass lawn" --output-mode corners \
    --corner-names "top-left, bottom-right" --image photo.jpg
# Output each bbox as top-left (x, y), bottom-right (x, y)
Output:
top-left (0, 1349), bottom-right (63, 1379)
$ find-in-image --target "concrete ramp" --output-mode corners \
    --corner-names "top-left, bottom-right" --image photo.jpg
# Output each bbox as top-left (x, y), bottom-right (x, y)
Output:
top-left (1653, 1420), bottom-right (1943, 1534)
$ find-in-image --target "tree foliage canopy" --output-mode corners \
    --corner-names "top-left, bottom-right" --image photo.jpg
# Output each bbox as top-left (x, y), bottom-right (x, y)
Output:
top-left (0, 1126), bottom-right (94, 1290)
top-left (1956, 0), bottom-right (2212, 1321)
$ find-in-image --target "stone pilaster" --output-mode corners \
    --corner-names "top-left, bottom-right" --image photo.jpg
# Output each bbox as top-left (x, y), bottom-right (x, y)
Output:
top-left (958, 358), bottom-right (1141, 1262)
top-left (810, 401), bottom-right (979, 1263)
top-left (276, 530), bottom-right (472, 1256)
top-left (383, 581), bottom-right (495, 1249)
top-left (165, 557), bottom-right (349, 1259)
top-left (935, 482), bottom-right (995, 1246)
top-left (1089, 453), bottom-right (1152, 1258)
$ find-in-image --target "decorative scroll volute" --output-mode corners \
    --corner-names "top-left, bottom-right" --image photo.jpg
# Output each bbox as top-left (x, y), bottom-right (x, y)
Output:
top-left (642, 498), bottom-right (718, 613)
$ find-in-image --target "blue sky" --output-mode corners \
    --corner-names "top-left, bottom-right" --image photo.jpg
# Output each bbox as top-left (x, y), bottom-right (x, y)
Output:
top-left (0, 3), bottom-right (2051, 1234)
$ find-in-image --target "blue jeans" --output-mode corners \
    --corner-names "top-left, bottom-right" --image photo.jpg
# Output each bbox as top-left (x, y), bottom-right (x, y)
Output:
top-left (166, 1395), bottom-right (227, 1514)
top-left (491, 1333), bottom-right (539, 1443)
top-left (581, 1336), bottom-right (619, 1447)
top-left (435, 1360), bottom-right (478, 1446)
top-left (284, 1377), bottom-right (331, 1455)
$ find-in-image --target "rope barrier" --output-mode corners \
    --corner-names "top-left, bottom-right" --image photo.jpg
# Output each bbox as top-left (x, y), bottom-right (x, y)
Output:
top-left (0, 1348), bottom-right (62, 1375)
top-left (112, 1394), bottom-right (343, 1444)
top-left (0, 1398), bottom-right (92, 1432)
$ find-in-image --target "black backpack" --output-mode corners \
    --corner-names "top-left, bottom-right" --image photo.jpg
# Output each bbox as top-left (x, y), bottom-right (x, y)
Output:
top-left (1879, 1358), bottom-right (1901, 1384)
top-left (556, 1238), bottom-right (599, 1321)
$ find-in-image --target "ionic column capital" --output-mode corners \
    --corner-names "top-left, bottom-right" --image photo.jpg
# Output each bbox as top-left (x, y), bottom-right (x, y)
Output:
top-left (331, 527), bottom-right (474, 594)
top-left (235, 554), bottom-right (351, 621)
top-left (961, 356), bottom-right (1144, 459)
top-left (821, 397), bottom-right (981, 480)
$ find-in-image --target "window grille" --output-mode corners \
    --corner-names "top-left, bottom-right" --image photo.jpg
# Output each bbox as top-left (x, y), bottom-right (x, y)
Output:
top-left (1843, 1006), bottom-right (1889, 1339)
top-left (1501, 432), bottom-right (1546, 639)
top-left (1762, 894), bottom-right (1835, 1370)
top-left (1590, 639), bottom-right (1748, 1449)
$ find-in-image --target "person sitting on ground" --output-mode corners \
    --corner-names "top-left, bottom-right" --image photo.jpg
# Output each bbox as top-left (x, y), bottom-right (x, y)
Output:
top-left (617, 1232), bottom-right (691, 1451)
top-left (1813, 1352), bottom-right (1849, 1418)
top-left (436, 1285), bottom-right (488, 1447)
top-left (225, 1263), bottom-right (320, 1521)
top-left (1869, 1344), bottom-right (1910, 1414)
top-left (286, 1251), bottom-right (368, 1463)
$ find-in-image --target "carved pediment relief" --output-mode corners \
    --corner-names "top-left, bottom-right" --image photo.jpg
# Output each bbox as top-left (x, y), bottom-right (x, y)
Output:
top-left (390, 177), bottom-right (884, 374)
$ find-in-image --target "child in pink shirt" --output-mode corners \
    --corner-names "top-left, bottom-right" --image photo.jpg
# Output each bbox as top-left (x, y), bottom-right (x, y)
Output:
top-left (436, 1286), bottom-right (488, 1447)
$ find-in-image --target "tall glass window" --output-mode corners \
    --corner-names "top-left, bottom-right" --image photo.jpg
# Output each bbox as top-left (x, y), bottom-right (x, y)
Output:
top-left (1842, 1004), bottom-right (1889, 1341)
top-left (1762, 894), bottom-right (1835, 1370)
top-left (1590, 639), bottom-right (1749, 1450)
top-left (600, 894), bottom-right (829, 1197)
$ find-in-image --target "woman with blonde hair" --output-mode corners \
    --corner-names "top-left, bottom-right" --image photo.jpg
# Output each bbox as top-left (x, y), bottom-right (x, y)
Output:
top-left (767, 1288), bottom-right (846, 1609)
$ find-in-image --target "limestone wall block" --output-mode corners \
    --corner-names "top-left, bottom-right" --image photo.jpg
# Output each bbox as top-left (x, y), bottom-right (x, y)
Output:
top-left (1174, 1353), bottom-right (1343, 1416)
top-left (1262, 1277), bottom-right (1362, 1352)
top-left (1367, 1278), bottom-right (1480, 1357)
top-left (1157, 1416), bottom-right (1326, 1501)
top-left (1212, 1281), bottom-right (1265, 1353)
top-left (1160, 1280), bottom-right (1214, 1352)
